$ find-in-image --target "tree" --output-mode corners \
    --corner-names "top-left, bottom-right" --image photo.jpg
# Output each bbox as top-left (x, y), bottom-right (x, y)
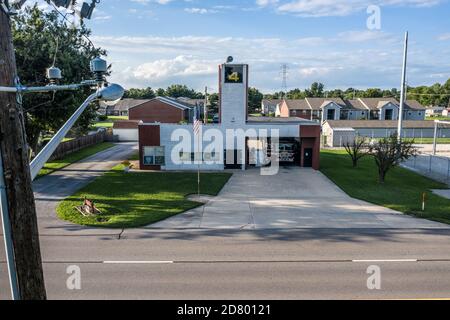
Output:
top-left (208, 92), bottom-right (219, 115)
top-left (364, 88), bottom-right (383, 98)
top-left (248, 87), bottom-right (263, 113)
top-left (305, 82), bottom-right (325, 97)
top-left (369, 135), bottom-right (417, 183)
top-left (12, 6), bottom-right (105, 156)
top-left (326, 89), bottom-right (344, 98)
top-left (165, 84), bottom-right (203, 99)
top-left (156, 88), bottom-right (165, 96)
top-left (344, 136), bottom-right (369, 168)
top-left (286, 88), bottom-right (305, 99)
top-left (124, 87), bottom-right (156, 99)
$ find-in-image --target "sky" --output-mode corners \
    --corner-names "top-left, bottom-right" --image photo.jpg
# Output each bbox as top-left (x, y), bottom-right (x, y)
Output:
top-left (31, 0), bottom-right (450, 93)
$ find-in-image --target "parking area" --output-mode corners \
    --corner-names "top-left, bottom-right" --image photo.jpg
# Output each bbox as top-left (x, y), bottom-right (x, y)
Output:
top-left (151, 167), bottom-right (449, 229)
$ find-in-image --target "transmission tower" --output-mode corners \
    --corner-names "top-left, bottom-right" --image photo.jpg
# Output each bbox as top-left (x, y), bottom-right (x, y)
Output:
top-left (280, 64), bottom-right (288, 99)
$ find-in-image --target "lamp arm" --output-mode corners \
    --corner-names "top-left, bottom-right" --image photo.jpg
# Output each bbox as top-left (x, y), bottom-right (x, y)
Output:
top-left (29, 91), bottom-right (99, 180)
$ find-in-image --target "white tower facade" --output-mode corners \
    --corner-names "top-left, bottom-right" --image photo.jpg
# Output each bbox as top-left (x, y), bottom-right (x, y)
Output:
top-left (219, 63), bottom-right (249, 126)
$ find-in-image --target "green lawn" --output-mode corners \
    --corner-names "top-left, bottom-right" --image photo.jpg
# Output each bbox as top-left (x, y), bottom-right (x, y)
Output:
top-left (320, 149), bottom-right (450, 225)
top-left (56, 166), bottom-right (232, 228)
top-left (426, 116), bottom-right (450, 121)
top-left (369, 137), bottom-right (450, 144)
top-left (406, 138), bottom-right (450, 144)
top-left (37, 142), bottom-right (115, 178)
top-left (92, 116), bottom-right (128, 129)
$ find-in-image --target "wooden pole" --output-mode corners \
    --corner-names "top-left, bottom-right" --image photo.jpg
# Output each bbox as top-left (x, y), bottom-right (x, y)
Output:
top-left (0, 8), bottom-right (47, 300)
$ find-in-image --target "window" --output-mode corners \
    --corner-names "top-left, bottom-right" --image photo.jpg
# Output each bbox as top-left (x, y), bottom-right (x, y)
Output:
top-left (385, 109), bottom-right (393, 120)
top-left (340, 110), bottom-right (349, 120)
top-left (204, 152), bottom-right (217, 161)
top-left (179, 152), bottom-right (219, 162)
top-left (370, 111), bottom-right (380, 120)
top-left (179, 152), bottom-right (191, 162)
top-left (144, 146), bottom-right (165, 165)
top-left (327, 109), bottom-right (335, 120)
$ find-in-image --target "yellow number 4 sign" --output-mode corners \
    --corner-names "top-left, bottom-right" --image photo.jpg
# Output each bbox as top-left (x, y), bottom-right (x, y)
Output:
top-left (227, 72), bottom-right (240, 82)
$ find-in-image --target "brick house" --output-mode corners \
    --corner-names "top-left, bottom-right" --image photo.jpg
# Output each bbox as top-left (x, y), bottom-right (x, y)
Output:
top-left (129, 96), bottom-right (196, 124)
top-left (106, 99), bottom-right (149, 116)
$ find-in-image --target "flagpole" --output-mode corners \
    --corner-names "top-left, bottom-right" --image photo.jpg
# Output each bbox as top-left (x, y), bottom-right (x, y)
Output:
top-left (198, 131), bottom-right (200, 197)
top-left (194, 109), bottom-right (201, 197)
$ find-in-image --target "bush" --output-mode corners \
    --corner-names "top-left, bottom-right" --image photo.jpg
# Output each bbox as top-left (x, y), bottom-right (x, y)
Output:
top-left (98, 115), bottom-right (108, 121)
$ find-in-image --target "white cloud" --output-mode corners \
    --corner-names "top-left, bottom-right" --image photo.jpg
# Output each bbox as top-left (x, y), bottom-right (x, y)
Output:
top-left (277, 0), bottom-right (444, 17)
top-left (133, 55), bottom-right (218, 80)
top-left (184, 8), bottom-right (217, 14)
top-left (256, 0), bottom-right (279, 7)
top-left (438, 33), bottom-right (450, 41)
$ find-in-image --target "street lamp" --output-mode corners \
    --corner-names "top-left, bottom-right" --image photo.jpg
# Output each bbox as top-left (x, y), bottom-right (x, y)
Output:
top-left (29, 83), bottom-right (124, 180)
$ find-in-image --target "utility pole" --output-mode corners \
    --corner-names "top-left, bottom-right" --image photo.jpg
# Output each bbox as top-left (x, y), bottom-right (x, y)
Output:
top-left (204, 86), bottom-right (208, 125)
top-left (0, 7), bottom-right (47, 299)
top-left (398, 31), bottom-right (408, 141)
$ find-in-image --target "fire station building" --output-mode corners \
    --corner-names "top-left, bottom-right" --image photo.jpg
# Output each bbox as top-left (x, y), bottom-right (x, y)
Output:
top-left (138, 62), bottom-right (321, 171)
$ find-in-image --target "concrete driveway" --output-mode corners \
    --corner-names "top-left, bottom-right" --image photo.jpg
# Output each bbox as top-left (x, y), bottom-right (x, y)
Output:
top-left (32, 142), bottom-right (137, 234)
top-left (152, 167), bottom-right (450, 229)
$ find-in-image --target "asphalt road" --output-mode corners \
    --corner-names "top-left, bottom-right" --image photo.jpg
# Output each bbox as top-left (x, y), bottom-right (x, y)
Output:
top-left (2, 228), bottom-right (450, 300)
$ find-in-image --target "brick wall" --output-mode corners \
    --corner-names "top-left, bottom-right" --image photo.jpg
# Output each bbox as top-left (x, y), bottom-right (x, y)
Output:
top-left (300, 125), bottom-right (321, 170)
top-left (130, 100), bottom-right (185, 123)
top-left (139, 125), bottom-right (161, 170)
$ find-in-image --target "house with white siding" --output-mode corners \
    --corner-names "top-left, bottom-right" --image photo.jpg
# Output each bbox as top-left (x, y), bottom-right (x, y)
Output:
top-left (267, 97), bottom-right (426, 123)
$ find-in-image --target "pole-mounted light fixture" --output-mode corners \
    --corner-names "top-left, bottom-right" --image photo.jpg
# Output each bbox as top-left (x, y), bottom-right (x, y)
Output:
top-left (5, 1), bottom-right (101, 20)
top-left (80, 0), bottom-right (100, 19)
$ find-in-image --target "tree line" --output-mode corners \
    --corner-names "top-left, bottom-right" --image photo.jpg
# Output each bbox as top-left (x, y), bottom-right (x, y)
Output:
top-left (265, 81), bottom-right (450, 107)
top-left (126, 80), bottom-right (450, 116)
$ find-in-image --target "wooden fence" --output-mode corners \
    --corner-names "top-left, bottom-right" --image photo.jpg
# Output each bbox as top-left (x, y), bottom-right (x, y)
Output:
top-left (49, 130), bottom-right (111, 161)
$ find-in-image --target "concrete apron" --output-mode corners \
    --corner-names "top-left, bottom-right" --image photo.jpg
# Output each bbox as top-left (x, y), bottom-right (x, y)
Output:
top-left (151, 167), bottom-right (450, 230)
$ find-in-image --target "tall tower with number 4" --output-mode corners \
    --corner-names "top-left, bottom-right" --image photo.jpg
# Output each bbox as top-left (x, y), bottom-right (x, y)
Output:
top-left (219, 61), bottom-right (249, 126)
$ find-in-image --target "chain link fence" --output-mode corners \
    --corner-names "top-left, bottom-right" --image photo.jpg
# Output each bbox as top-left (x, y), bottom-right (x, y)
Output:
top-left (402, 154), bottom-right (450, 185)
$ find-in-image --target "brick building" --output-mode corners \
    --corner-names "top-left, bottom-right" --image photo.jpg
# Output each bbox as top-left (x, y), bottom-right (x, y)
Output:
top-left (138, 62), bottom-right (321, 172)
top-left (129, 96), bottom-right (195, 124)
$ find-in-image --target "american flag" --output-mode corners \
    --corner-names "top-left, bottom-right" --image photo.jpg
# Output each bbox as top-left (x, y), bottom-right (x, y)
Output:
top-left (193, 116), bottom-right (202, 136)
